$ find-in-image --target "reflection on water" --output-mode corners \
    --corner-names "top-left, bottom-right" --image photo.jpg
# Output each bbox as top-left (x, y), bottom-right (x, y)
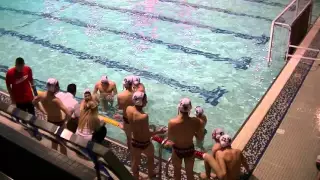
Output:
top-left (130, 0), bottom-right (159, 52)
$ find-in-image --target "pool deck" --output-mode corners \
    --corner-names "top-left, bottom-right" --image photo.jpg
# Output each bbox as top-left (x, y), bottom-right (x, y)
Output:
top-left (249, 23), bottom-right (320, 179)
top-left (251, 56), bottom-right (320, 180)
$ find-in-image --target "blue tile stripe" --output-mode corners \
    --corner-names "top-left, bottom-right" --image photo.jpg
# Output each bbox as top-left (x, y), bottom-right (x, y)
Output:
top-left (60, 0), bottom-right (269, 44)
top-left (158, 0), bottom-right (273, 22)
top-left (0, 6), bottom-right (252, 70)
top-left (0, 28), bottom-right (228, 106)
top-left (244, 0), bottom-right (286, 7)
top-left (15, 18), bottom-right (43, 29)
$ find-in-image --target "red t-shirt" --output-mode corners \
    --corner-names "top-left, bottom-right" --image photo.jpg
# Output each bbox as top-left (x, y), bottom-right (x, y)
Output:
top-left (5, 66), bottom-right (34, 103)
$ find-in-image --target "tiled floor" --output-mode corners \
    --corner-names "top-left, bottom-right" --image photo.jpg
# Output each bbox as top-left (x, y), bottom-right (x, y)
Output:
top-left (252, 54), bottom-right (320, 179)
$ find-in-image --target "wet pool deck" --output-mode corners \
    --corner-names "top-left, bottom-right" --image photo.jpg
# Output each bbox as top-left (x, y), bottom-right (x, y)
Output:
top-left (251, 55), bottom-right (320, 180)
top-left (250, 27), bottom-right (320, 180)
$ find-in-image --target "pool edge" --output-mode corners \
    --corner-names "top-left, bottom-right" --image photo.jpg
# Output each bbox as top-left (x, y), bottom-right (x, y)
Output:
top-left (232, 17), bottom-right (320, 151)
top-left (233, 16), bottom-right (320, 178)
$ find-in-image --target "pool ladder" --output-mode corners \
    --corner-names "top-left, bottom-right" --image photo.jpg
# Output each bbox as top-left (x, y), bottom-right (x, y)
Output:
top-left (157, 137), bottom-right (174, 179)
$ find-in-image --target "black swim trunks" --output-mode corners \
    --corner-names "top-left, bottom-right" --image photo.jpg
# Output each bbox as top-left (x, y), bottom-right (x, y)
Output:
top-left (173, 145), bottom-right (195, 159)
top-left (131, 139), bottom-right (151, 150)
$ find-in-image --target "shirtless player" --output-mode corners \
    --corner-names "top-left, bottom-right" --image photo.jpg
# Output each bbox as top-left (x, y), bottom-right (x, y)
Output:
top-left (201, 134), bottom-right (250, 180)
top-left (166, 98), bottom-right (202, 180)
top-left (126, 92), bottom-right (166, 179)
top-left (195, 106), bottom-right (207, 151)
top-left (200, 128), bottom-right (225, 179)
top-left (117, 76), bottom-right (134, 150)
top-left (132, 75), bottom-right (145, 92)
top-left (33, 78), bottom-right (71, 155)
top-left (80, 88), bottom-right (99, 112)
top-left (93, 76), bottom-right (117, 112)
top-left (211, 128), bottom-right (225, 157)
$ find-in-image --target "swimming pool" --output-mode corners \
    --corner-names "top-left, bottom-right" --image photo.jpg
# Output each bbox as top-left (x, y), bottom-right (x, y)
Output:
top-left (0, 0), bottom-right (319, 172)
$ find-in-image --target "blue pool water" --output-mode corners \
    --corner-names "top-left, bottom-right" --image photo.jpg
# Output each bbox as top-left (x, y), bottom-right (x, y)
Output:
top-left (0, 0), bottom-right (319, 172)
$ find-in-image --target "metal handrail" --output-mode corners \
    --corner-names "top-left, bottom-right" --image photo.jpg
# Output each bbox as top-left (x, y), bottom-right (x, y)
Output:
top-left (288, 45), bottom-right (320, 52)
top-left (165, 157), bottom-right (173, 177)
top-left (286, 45), bottom-right (320, 60)
top-left (286, 54), bottom-right (320, 61)
top-left (158, 138), bottom-right (169, 180)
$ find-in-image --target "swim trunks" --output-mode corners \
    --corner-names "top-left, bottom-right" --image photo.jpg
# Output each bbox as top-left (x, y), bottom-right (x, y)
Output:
top-left (131, 139), bottom-right (151, 150)
top-left (173, 145), bottom-right (195, 159)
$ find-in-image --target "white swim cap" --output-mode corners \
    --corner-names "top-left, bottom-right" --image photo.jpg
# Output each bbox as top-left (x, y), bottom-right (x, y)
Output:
top-left (220, 134), bottom-right (232, 148)
top-left (123, 75), bottom-right (133, 88)
top-left (83, 88), bottom-right (91, 94)
top-left (101, 76), bottom-right (108, 83)
top-left (132, 76), bottom-right (140, 85)
top-left (47, 78), bottom-right (59, 92)
top-left (195, 106), bottom-right (204, 116)
top-left (132, 91), bottom-right (146, 106)
top-left (178, 98), bottom-right (192, 113)
top-left (212, 128), bottom-right (225, 142)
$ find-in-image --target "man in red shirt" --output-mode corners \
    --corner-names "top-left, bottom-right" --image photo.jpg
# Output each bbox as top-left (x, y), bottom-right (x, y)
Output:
top-left (6, 57), bottom-right (36, 114)
top-left (6, 58), bottom-right (41, 140)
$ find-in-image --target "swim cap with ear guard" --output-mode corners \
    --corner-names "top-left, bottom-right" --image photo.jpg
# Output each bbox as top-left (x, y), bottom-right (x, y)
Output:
top-left (83, 88), bottom-right (91, 95)
top-left (178, 98), bottom-right (192, 113)
top-left (132, 76), bottom-right (141, 85)
top-left (220, 134), bottom-right (232, 148)
top-left (123, 76), bottom-right (133, 88)
top-left (132, 91), bottom-right (146, 106)
top-left (47, 78), bottom-right (59, 93)
top-left (101, 76), bottom-right (108, 83)
top-left (195, 106), bottom-right (204, 116)
top-left (212, 128), bottom-right (225, 143)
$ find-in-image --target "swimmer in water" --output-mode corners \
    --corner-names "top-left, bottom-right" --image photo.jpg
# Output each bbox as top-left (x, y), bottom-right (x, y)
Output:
top-left (117, 75), bottom-right (135, 151)
top-left (195, 106), bottom-right (207, 151)
top-left (93, 75), bottom-right (117, 112)
top-left (201, 135), bottom-right (250, 180)
top-left (200, 128), bottom-right (225, 179)
top-left (132, 75), bottom-right (145, 92)
top-left (211, 128), bottom-right (225, 156)
top-left (33, 78), bottom-right (71, 155)
top-left (126, 92), bottom-right (166, 179)
top-left (165, 98), bottom-right (202, 180)
top-left (80, 88), bottom-right (99, 112)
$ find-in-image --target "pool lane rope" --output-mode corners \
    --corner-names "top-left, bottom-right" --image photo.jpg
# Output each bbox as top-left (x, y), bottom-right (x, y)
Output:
top-left (37, 90), bottom-right (204, 159)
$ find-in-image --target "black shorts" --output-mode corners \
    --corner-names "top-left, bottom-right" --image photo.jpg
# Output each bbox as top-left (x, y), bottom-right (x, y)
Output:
top-left (16, 102), bottom-right (35, 116)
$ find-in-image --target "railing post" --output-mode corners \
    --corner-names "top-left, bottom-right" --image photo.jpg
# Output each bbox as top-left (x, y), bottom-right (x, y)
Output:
top-left (285, 27), bottom-right (292, 62)
top-left (165, 157), bottom-right (172, 177)
top-left (308, 0), bottom-right (313, 27)
top-left (267, 23), bottom-right (275, 67)
top-left (158, 138), bottom-right (168, 180)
